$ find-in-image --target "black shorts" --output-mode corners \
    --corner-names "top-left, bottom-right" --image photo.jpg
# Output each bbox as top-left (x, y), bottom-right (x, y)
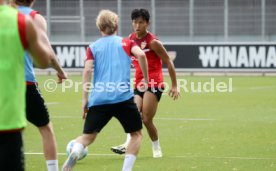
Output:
top-left (134, 87), bottom-right (164, 102)
top-left (83, 97), bottom-right (142, 134)
top-left (26, 84), bottom-right (50, 127)
top-left (0, 131), bottom-right (24, 171)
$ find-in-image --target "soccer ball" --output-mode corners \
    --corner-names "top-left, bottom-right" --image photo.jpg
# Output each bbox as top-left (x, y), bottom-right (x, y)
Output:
top-left (66, 139), bottom-right (88, 160)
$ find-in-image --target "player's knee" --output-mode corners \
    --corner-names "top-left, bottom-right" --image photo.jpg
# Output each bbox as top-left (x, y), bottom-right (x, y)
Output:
top-left (142, 116), bottom-right (153, 126)
top-left (130, 131), bottom-right (143, 142)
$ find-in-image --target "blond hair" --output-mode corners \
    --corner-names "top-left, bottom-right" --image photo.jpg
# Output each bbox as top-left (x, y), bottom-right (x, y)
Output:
top-left (96, 10), bottom-right (118, 35)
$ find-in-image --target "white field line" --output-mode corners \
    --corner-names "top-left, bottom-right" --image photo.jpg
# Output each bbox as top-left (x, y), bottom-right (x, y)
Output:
top-left (45, 102), bottom-right (59, 105)
top-left (233, 85), bottom-right (276, 91)
top-left (249, 85), bottom-right (276, 90)
top-left (24, 153), bottom-right (276, 160)
top-left (156, 118), bottom-right (216, 121)
top-left (25, 152), bottom-right (117, 156)
top-left (173, 155), bottom-right (276, 160)
top-left (51, 116), bottom-right (216, 121)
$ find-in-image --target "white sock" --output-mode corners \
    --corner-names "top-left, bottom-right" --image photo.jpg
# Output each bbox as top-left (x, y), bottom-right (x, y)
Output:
top-left (72, 142), bottom-right (85, 159)
top-left (152, 139), bottom-right (160, 149)
top-left (46, 160), bottom-right (58, 171)
top-left (122, 154), bottom-right (136, 171)
top-left (124, 133), bottom-right (131, 147)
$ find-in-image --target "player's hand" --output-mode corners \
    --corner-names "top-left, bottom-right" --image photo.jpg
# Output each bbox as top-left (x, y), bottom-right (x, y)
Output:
top-left (57, 70), bottom-right (68, 84)
top-left (82, 99), bottom-right (89, 119)
top-left (169, 85), bottom-right (180, 100)
top-left (142, 78), bottom-right (149, 86)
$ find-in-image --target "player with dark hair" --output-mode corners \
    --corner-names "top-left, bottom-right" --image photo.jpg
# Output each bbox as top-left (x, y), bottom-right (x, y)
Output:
top-left (0, 0), bottom-right (54, 170)
top-left (111, 8), bottom-right (180, 158)
top-left (10, 0), bottom-right (68, 170)
top-left (62, 9), bottom-right (148, 171)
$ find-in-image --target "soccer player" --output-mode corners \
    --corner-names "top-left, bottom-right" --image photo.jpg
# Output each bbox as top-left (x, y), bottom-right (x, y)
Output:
top-left (62, 10), bottom-right (148, 171)
top-left (13, 0), bottom-right (67, 170)
top-left (0, 1), bottom-right (54, 170)
top-left (111, 8), bottom-right (180, 158)
top-left (12, 0), bottom-right (67, 170)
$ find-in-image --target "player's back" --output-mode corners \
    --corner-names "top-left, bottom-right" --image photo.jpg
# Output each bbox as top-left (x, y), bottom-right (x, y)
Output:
top-left (88, 35), bottom-right (133, 106)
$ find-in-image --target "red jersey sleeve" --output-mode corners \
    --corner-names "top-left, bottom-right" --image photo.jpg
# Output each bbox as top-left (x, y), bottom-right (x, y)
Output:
top-left (18, 12), bottom-right (27, 49)
top-left (86, 47), bottom-right (94, 61)
top-left (122, 38), bottom-right (138, 57)
top-left (130, 40), bottom-right (138, 49)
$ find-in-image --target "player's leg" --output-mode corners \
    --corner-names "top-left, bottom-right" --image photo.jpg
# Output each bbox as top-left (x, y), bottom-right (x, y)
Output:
top-left (142, 91), bottom-right (158, 140)
top-left (0, 132), bottom-right (24, 171)
top-left (125, 131), bottom-right (142, 155)
top-left (111, 93), bottom-right (143, 155)
top-left (142, 90), bottom-right (162, 158)
top-left (38, 122), bottom-right (58, 170)
top-left (134, 94), bottom-right (143, 112)
top-left (62, 104), bottom-right (112, 171)
top-left (113, 97), bottom-right (143, 171)
top-left (26, 84), bottom-right (58, 171)
top-left (122, 130), bottom-right (142, 171)
top-left (124, 94), bottom-right (143, 149)
top-left (62, 133), bottom-right (98, 171)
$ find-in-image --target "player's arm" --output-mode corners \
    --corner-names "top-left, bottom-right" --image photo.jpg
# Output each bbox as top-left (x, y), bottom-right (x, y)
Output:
top-left (150, 39), bottom-right (180, 100)
top-left (33, 14), bottom-right (67, 83)
top-left (82, 48), bottom-right (93, 119)
top-left (131, 46), bottom-right (149, 84)
top-left (82, 60), bottom-right (93, 119)
top-left (25, 16), bottom-right (51, 68)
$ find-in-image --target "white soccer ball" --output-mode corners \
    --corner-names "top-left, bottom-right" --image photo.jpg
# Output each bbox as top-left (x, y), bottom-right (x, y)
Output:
top-left (66, 139), bottom-right (88, 160)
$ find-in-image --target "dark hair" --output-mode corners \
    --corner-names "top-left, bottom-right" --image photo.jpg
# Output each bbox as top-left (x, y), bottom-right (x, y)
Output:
top-left (15, 0), bottom-right (34, 6)
top-left (131, 9), bottom-right (150, 22)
